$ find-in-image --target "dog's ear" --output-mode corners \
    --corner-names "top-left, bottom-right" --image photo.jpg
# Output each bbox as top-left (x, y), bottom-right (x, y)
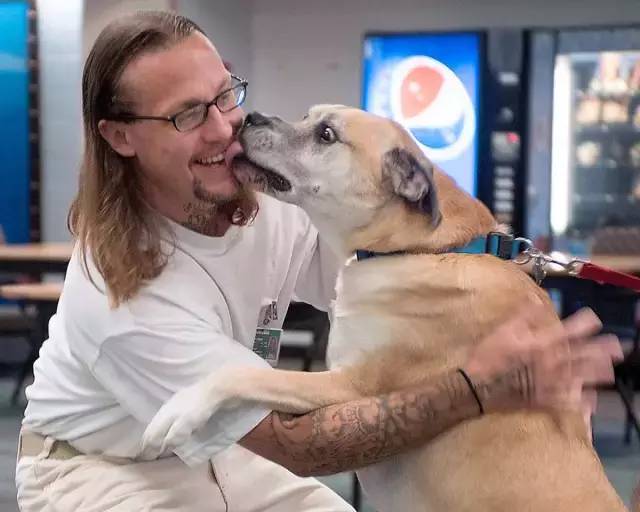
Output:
top-left (382, 147), bottom-right (441, 228)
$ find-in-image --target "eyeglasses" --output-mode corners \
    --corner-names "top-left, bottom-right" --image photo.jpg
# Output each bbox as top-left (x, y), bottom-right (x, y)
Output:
top-left (108, 75), bottom-right (248, 132)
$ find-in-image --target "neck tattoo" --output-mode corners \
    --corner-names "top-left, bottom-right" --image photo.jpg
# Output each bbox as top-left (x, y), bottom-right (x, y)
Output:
top-left (181, 200), bottom-right (218, 236)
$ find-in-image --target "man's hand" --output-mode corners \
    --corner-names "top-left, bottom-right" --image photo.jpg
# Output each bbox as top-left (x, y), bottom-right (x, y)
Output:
top-left (464, 306), bottom-right (623, 416)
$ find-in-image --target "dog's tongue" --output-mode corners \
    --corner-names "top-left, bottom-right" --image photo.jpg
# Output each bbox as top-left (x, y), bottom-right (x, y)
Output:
top-left (225, 140), bottom-right (244, 168)
top-left (226, 140), bottom-right (260, 187)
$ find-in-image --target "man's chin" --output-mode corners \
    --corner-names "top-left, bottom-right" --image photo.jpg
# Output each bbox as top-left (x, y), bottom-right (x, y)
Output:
top-left (192, 177), bottom-right (258, 222)
top-left (193, 176), bottom-right (243, 204)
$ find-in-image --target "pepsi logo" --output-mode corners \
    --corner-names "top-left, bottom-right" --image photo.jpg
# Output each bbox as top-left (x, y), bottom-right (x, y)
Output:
top-left (390, 56), bottom-right (476, 161)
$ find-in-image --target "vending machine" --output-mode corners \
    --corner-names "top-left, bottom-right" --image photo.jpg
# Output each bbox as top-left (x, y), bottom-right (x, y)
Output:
top-left (527, 26), bottom-right (640, 254)
top-left (361, 30), bottom-right (529, 235)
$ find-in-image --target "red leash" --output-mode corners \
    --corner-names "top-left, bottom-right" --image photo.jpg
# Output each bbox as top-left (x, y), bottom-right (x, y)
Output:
top-left (574, 262), bottom-right (640, 292)
top-left (512, 237), bottom-right (640, 292)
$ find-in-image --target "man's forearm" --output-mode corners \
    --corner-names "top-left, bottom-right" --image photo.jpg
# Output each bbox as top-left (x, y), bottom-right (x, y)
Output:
top-left (242, 367), bottom-right (529, 476)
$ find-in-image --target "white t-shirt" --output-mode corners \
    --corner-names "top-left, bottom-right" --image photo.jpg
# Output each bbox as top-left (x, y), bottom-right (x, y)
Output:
top-left (22, 194), bottom-right (341, 466)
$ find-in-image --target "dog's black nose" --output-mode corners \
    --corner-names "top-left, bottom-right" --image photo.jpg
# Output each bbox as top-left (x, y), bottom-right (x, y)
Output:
top-left (244, 112), bottom-right (271, 127)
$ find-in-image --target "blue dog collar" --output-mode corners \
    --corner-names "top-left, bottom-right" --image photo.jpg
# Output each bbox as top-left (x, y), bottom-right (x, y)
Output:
top-left (355, 232), bottom-right (526, 262)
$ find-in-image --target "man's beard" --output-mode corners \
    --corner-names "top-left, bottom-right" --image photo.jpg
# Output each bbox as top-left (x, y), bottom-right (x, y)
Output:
top-left (191, 178), bottom-right (258, 227)
top-left (193, 177), bottom-right (237, 204)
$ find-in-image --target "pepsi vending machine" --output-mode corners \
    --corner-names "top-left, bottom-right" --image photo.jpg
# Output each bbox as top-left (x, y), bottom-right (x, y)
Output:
top-left (362, 30), bottom-right (529, 234)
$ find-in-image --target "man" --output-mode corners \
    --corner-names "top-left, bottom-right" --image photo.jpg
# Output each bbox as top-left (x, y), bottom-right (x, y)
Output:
top-left (15, 11), bottom-right (620, 511)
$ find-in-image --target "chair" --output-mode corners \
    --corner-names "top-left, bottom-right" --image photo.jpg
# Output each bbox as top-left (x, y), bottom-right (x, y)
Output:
top-left (612, 303), bottom-right (640, 445)
top-left (0, 226), bottom-right (38, 403)
top-left (0, 306), bottom-right (34, 395)
top-left (589, 227), bottom-right (640, 444)
top-left (0, 283), bottom-right (62, 404)
top-left (281, 302), bottom-right (329, 371)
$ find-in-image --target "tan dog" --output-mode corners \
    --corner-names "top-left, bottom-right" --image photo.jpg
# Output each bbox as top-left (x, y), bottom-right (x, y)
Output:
top-left (143, 105), bottom-right (626, 511)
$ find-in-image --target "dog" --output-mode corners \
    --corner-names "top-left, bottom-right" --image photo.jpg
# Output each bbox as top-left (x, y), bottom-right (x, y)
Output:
top-left (143, 105), bottom-right (626, 511)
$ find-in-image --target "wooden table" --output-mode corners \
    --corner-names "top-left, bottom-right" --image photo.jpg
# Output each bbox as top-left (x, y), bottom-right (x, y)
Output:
top-left (587, 255), bottom-right (640, 275)
top-left (0, 242), bottom-right (73, 273)
top-left (540, 253), bottom-right (640, 277)
top-left (0, 282), bottom-right (63, 302)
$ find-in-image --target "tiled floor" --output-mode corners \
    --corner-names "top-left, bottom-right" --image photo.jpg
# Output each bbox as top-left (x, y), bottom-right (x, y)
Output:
top-left (0, 401), bottom-right (21, 512)
top-left (0, 382), bottom-right (638, 511)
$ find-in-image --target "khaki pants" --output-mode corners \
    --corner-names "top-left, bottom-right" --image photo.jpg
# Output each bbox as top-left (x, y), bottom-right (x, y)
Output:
top-left (15, 435), bottom-right (355, 511)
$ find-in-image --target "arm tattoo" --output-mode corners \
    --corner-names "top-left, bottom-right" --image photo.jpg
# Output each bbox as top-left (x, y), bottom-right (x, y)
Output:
top-left (247, 366), bottom-right (534, 476)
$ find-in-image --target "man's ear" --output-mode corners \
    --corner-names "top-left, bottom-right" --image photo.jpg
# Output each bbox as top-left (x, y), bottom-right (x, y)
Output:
top-left (381, 147), bottom-right (441, 228)
top-left (98, 120), bottom-right (136, 157)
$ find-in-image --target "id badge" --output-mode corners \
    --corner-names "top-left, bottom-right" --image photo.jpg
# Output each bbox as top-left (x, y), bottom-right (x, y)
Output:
top-left (252, 328), bottom-right (282, 366)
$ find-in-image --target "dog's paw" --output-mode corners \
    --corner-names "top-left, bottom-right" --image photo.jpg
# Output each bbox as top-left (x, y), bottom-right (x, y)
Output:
top-left (141, 382), bottom-right (223, 459)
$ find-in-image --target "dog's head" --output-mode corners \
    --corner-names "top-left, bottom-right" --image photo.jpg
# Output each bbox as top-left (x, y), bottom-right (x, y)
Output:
top-left (233, 105), bottom-right (495, 257)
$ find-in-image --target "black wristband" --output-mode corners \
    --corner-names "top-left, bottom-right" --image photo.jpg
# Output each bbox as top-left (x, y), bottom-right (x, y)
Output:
top-left (457, 368), bottom-right (484, 415)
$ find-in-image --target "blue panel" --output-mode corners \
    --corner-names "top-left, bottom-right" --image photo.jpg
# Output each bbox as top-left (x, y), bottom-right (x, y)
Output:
top-left (362, 32), bottom-right (481, 197)
top-left (0, 1), bottom-right (30, 243)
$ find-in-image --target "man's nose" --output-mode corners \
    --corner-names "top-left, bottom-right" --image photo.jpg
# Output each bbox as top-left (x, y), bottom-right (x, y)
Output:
top-left (201, 105), bottom-right (237, 142)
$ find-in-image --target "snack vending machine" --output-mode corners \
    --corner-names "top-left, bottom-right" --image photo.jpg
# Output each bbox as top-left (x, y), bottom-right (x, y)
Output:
top-left (527, 27), bottom-right (640, 254)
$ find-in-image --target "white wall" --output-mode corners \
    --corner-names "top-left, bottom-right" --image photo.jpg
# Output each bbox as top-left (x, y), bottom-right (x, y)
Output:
top-left (177, 0), bottom-right (254, 109)
top-left (84, 0), bottom-right (252, 88)
top-left (251, 0), bottom-right (640, 120)
top-left (38, 0), bottom-right (84, 242)
top-left (83, 0), bottom-right (174, 57)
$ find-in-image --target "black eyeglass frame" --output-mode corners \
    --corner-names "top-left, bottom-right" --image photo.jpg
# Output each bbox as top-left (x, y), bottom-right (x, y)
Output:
top-left (106, 74), bottom-right (248, 132)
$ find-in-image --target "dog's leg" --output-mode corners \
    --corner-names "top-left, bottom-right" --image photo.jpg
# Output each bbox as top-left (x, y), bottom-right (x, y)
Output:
top-left (141, 368), bottom-right (360, 457)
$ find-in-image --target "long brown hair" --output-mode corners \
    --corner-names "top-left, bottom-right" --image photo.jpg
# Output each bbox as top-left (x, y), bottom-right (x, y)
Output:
top-left (69, 11), bottom-right (256, 306)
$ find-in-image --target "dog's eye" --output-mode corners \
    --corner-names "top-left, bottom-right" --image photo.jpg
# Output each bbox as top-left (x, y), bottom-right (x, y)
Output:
top-left (319, 125), bottom-right (337, 144)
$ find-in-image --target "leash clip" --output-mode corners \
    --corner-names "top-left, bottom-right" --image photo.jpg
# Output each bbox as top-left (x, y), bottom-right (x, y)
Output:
top-left (512, 237), bottom-right (535, 265)
top-left (512, 238), bottom-right (548, 284)
top-left (512, 237), bottom-right (588, 283)
top-left (564, 259), bottom-right (586, 276)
